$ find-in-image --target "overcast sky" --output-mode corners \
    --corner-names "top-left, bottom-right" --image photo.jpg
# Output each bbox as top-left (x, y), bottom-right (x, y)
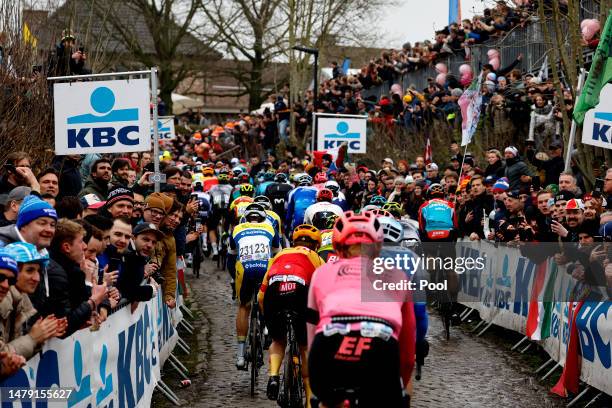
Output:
top-left (377, 0), bottom-right (491, 48)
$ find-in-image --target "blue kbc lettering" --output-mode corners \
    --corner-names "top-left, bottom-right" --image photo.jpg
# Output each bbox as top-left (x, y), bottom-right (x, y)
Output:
top-left (323, 121), bottom-right (361, 150)
top-left (592, 112), bottom-right (612, 143)
top-left (67, 86), bottom-right (140, 148)
top-left (152, 120), bottom-right (173, 140)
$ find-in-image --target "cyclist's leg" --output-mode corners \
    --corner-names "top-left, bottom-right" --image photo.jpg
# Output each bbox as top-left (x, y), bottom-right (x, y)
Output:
top-left (235, 262), bottom-right (252, 368)
top-left (207, 214), bottom-right (219, 256)
top-left (262, 282), bottom-right (286, 398)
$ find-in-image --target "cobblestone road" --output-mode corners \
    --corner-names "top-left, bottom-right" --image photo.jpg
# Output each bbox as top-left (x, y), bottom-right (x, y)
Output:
top-left (178, 259), bottom-right (564, 407)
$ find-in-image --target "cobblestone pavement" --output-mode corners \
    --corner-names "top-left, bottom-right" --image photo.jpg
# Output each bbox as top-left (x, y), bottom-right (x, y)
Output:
top-left (179, 259), bottom-right (564, 407)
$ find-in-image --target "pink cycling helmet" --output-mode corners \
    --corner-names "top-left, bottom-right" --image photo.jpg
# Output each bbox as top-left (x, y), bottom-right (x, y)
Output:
top-left (332, 211), bottom-right (383, 250)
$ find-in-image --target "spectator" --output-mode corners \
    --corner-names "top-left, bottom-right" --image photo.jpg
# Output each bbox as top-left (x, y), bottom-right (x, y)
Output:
top-left (143, 193), bottom-right (173, 228)
top-left (461, 175), bottom-right (494, 240)
top-left (0, 252), bottom-right (27, 378)
top-left (425, 163), bottom-right (441, 184)
top-left (79, 159), bottom-right (112, 201)
top-left (47, 219), bottom-right (109, 336)
top-left (118, 223), bottom-right (163, 303)
top-left (0, 152), bottom-right (39, 195)
top-left (559, 171), bottom-right (581, 197)
top-left (484, 149), bottom-right (505, 179)
top-left (0, 242), bottom-right (66, 359)
top-left (80, 194), bottom-right (106, 217)
top-left (55, 197), bottom-right (83, 219)
top-left (36, 168), bottom-right (59, 198)
top-left (504, 146), bottom-right (533, 190)
top-left (99, 187), bottom-right (134, 220)
top-left (110, 159), bottom-right (131, 188)
top-left (51, 156), bottom-right (82, 200)
top-left (0, 187), bottom-right (31, 227)
top-left (526, 141), bottom-right (565, 187)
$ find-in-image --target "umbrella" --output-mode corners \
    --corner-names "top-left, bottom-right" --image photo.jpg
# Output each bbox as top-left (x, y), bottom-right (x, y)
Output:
top-left (172, 93), bottom-right (204, 114)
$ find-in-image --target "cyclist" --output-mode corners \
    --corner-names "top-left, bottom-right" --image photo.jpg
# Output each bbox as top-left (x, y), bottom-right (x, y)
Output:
top-left (417, 182), bottom-right (459, 323)
top-left (368, 195), bottom-right (387, 208)
top-left (303, 189), bottom-right (344, 231)
top-left (325, 180), bottom-right (349, 211)
top-left (208, 172), bottom-right (234, 258)
top-left (201, 166), bottom-right (219, 191)
top-left (229, 203), bottom-right (281, 370)
top-left (378, 215), bottom-right (429, 378)
top-left (285, 174), bottom-right (317, 240)
top-left (251, 195), bottom-right (283, 239)
top-left (258, 224), bottom-right (324, 404)
top-left (229, 184), bottom-right (255, 227)
top-left (192, 180), bottom-right (213, 253)
top-left (230, 172), bottom-right (252, 201)
top-left (256, 169), bottom-right (276, 196)
top-left (265, 173), bottom-right (293, 220)
top-left (317, 214), bottom-right (339, 262)
top-left (307, 211), bottom-right (415, 407)
top-left (382, 201), bottom-right (404, 220)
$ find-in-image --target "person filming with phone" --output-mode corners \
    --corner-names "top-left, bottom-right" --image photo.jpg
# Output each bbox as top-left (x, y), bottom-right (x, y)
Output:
top-left (0, 152), bottom-right (40, 195)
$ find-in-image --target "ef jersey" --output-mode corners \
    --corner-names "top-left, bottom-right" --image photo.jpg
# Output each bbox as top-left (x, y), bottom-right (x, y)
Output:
top-left (229, 222), bottom-right (280, 272)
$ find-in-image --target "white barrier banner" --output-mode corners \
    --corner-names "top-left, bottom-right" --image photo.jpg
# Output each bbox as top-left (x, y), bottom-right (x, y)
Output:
top-left (54, 78), bottom-right (151, 154)
top-left (0, 295), bottom-right (176, 407)
top-left (458, 240), bottom-right (612, 396)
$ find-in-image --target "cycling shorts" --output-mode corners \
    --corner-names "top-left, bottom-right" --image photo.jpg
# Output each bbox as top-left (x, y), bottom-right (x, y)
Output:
top-left (309, 330), bottom-right (404, 407)
top-left (207, 207), bottom-right (228, 230)
top-left (235, 260), bottom-right (268, 305)
top-left (263, 279), bottom-right (308, 345)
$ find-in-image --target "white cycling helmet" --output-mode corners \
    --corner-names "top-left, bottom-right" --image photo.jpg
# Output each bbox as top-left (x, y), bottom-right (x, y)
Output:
top-left (378, 216), bottom-right (404, 243)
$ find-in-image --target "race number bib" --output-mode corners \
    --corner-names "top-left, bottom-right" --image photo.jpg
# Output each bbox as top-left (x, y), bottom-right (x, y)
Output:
top-left (238, 235), bottom-right (271, 262)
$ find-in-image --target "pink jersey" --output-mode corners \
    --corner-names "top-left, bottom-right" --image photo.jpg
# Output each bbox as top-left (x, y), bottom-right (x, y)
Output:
top-left (307, 255), bottom-right (416, 384)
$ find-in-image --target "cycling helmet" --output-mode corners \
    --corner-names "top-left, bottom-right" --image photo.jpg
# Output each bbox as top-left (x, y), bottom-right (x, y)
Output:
top-left (369, 195), bottom-right (387, 206)
top-left (239, 173), bottom-right (250, 183)
top-left (217, 173), bottom-right (230, 183)
top-left (316, 188), bottom-right (333, 203)
top-left (333, 211), bottom-right (383, 249)
top-left (314, 172), bottom-right (328, 184)
top-left (362, 204), bottom-right (380, 212)
top-left (324, 213), bottom-right (340, 230)
top-left (378, 216), bottom-right (404, 243)
top-left (275, 173), bottom-right (288, 183)
top-left (2, 242), bottom-right (49, 267)
top-left (203, 167), bottom-right (215, 177)
top-left (240, 183), bottom-right (255, 197)
top-left (324, 180), bottom-right (340, 195)
top-left (370, 208), bottom-right (392, 218)
top-left (253, 195), bottom-right (272, 210)
top-left (428, 183), bottom-right (445, 198)
top-left (382, 201), bottom-right (403, 217)
top-left (232, 167), bottom-right (243, 177)
top-left (218, 167), bottom-right (230, 175)
top-left (292, 224), bottom-right (322, 246)
top-left (263, 170), bottom-right (276, 182)
top-left (244, 203), bottom-right (267, 222)
top-left (296, 174), bottom-right (313, 186)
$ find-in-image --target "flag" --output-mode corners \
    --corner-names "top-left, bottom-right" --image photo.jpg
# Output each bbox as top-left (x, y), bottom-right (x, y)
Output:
top-left (537, 55), bottom-right (549, 82)
top-left (424, 136), bottom-right (432, 164)
top-left (525, 261), bottom-right (556, 340)
top-left (574, 11), bottom-right (612, 125)
top-left (551, 300), bottom-right (585, 397)
top-left (23, 22), bottom-right (37, 48)
top-left (458, 72), bottom-right (483, 146)
top-left (449, 0), bottom-right (461, 25)
top-left (341, 58), bottom-right (351, 76)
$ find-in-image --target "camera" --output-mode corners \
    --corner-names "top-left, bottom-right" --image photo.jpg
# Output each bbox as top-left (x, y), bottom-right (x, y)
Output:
top-left (593, 178), bottom-right (604, 198)
top-left (148, 173), bottom-right (166, 183)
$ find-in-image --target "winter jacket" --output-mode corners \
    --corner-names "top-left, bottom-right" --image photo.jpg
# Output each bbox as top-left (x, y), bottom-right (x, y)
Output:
top-left (52, 156), bottom-right (83, 200)
top-left (151, 232), bottom-right (177, 303)
top-left (484, 160), bottom-right (506, 179)
top-left (45, 251), bottom-right (93, 336)
top-left (0, 287), bottom-right (38, 358)
top-left (459, 192), bottom-right (495, 238)
top-left (504, 156), bottom-right (534, 191)
top-left (78, 176), bottom-right (109, 200)
top-left (117, 246), bottom-right (154, 303)
top-left (0, 224), bottom-right (20, 247)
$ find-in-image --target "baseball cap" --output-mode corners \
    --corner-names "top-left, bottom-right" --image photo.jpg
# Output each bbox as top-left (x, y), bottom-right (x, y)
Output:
top-left (133, 222), bottom-right (164, 239)
top-left (555, 190), bottom-right (575, 202)
top-left (80, 193), bottom-right (106, 210)
top-left (506, 190), bottom-right (521, 199)
top-left (565, 198), bottom-right (584, 211)
top-left (382, 158), bottom-right (394, 165)
top-left (405, 175), bottom-right (415, 184)
top-left (426, 163), bottom-right (438, 171)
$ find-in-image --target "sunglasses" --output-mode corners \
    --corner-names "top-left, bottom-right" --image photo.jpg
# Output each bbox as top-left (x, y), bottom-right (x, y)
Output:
top-left (0, 275), bottom-right (16, 285)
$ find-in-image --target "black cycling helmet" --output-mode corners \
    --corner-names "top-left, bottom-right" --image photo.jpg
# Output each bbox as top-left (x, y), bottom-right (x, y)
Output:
top-left (244, 203), bottom-right (267, 223)
top-left (274, 173), bottom-right (288, 183)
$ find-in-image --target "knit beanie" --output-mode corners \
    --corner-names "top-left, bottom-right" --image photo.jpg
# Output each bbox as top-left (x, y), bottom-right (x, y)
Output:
top-left (145, 193), bottom-right (173, 214)
top-left (492, 178), bottom-right (510, 193)
top-left (0, 250), bottom-right (18, 275)
top-left (17, 195), bottom-right (58, 229)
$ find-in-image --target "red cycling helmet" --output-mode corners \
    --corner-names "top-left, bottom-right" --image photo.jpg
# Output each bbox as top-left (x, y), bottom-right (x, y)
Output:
top-left (317, 188), bottom-right (333, 203)
top-left (314, 171), bottom-right (328, 184)
top-left (332, 211), bottom-right (383, 250)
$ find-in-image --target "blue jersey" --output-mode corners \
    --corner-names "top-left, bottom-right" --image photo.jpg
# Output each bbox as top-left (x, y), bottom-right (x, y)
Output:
top-left (380, 246), bottom-right (428, 343)
top-left (256, 181), bottom-right (273, 196)
top-left (418, 198), bottom-right (455, 240)
top-left (285, 186), bottom-right (317, 235)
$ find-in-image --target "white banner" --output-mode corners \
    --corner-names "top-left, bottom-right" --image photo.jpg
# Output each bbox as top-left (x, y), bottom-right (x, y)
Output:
top-left (54, 78), bottom-right (151, 154)
top-left (458, 240), bottom-right (612, 396)
top-left (582, 83), bottom-right (612, 149)
top-left (316, 115), bottom-right (367, 153)
top-left (153, 116), bottom-right (176, 140)
top-left (0, 294), bottom-right (182, 407)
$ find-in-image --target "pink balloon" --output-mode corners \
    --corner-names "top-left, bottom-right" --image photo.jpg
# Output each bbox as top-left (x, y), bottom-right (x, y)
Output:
top-left (435, 63), bottom-right (448, 74)
top-left (487, 49), bottom-right (500, 58)
top-left (581, 19), bottom-right (600, 41)
top-left (390, 83), bottom-right (402, 95)
top-left (512, 0), bottom-right (529, 5)
top-left (459, 64), bottom-right (473, 75)
top-left (490, 57), bottom-right (500, 71)
top-left (436, 73), bottom-right (447, 86)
